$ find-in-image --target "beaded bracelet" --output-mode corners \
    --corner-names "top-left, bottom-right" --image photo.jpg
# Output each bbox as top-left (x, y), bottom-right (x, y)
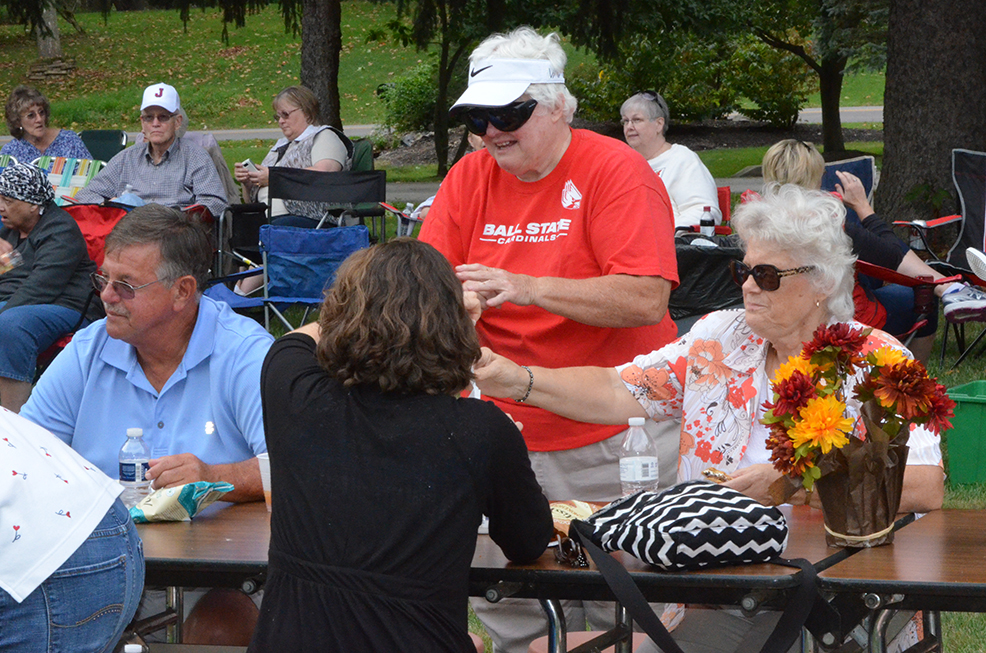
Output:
top-left (517, 365), bottom-right (534, 403)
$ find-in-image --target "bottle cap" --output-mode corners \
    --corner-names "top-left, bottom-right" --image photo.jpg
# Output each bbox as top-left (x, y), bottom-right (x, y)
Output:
top-left (628, 417), bottom-right (646, 427)
top-left (127, 428), bottom-right (143, 437)
top-left (703, 206), bottom-right (711, 211)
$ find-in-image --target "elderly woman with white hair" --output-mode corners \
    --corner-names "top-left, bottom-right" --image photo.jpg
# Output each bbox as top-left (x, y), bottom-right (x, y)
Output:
top-left (475, 184), bottom-right (944, 653)
top-left (621, 91), bottom-right (720, 228)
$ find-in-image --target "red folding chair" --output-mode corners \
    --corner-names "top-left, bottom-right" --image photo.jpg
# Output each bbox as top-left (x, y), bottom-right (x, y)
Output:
top-left (34, 204), bottom-right (130, 376)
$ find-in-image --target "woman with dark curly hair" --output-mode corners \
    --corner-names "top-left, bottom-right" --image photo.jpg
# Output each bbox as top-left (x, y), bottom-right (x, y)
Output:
top-left (250, 238), bottom-right (552, 653)
top-left (2, 86), bottom-right (91, 161)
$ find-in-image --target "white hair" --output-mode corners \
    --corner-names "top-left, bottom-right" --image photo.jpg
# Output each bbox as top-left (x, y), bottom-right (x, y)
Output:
top-left (470, 26), bottom-right (578, 123)
top-left (731, 183), bottom-right (856, 322)
top-left (620, 92), bottom-right (669, 136)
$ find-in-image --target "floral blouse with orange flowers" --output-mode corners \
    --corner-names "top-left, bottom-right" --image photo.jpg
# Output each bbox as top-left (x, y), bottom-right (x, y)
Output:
top-left (615, 309), bottom-right (942, 484)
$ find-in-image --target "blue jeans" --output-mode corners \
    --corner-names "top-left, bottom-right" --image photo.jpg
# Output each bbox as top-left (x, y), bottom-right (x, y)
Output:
top-left (0, 499), bottom-right (144, 653)
top-left (873, 284), bottom-right (940, 338)
top-left (0, 302), bottom-right (85, 382)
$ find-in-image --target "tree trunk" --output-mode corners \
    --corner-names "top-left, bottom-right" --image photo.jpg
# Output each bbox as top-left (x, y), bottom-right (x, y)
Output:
top-left (877, 0), bottom-right (986, 222)
top-left (300, 0), bottom-right (343, 130)
top-left (36, 2), bottom-right (63, 59)
top-left (111, 0), bottom-right (148, 10)
top-left (434, 35), bottom-right (451, 177)
top-left (818, 54), bottom-right (847, 153)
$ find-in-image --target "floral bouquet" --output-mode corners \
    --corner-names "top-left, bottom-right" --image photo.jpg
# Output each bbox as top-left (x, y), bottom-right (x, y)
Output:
top-left (762, 323), bottom-right (954, 546)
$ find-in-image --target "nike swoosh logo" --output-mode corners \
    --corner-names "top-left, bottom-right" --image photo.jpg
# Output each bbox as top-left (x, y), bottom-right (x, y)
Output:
top-left (470, 65), bottom-right (493, 77)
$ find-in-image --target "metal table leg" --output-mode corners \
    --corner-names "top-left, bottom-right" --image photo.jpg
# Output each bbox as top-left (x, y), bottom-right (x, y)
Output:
top-left (614, 602), bottom-right (633, 653)
top-left (165, 586), bottom-right (184, 644)
top-left (538, 598), bottom-right (567, 653)
top-left (868, 609), bottom-right (892, 653)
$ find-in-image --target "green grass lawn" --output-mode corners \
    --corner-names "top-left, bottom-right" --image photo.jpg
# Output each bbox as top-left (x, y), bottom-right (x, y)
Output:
top-left (2, 5), bottom-right (597, 132)
top-left (2, 3), bottom-right (427, 129)
top-left (3, 5), bottom-right (883, 134)
top-left (698, 141), bottom-right (884, 179)
top-left (805, 71), bottom-right (885, 108)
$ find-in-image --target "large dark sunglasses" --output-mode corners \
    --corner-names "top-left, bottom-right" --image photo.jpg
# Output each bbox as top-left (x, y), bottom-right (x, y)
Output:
top-left (91, 272), bottom-right (168, 300)
top-left (460, 99), bottom-right (538, 136)
top-left (729, 260), bottom-right (815, 291)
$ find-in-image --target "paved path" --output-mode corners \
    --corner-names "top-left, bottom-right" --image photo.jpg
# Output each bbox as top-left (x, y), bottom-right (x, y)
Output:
top-left (796, 106), bottom-right (883, 124)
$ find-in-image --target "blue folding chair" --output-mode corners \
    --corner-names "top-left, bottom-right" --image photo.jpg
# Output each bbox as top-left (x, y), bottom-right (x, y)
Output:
top-left (821, 155), bottom-right (877, 225)
top-left (206, 224), bottom-right (370, 331)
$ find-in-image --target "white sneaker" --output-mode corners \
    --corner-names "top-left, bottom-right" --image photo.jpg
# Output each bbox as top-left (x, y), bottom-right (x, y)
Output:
top-left (966, 247), bottom-right (986, 281)
top-left (943, 283), bottom-right (986, 322)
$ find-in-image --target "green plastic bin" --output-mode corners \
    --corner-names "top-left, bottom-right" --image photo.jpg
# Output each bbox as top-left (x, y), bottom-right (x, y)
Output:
top-left (946, 380), bottom-right (986, 484)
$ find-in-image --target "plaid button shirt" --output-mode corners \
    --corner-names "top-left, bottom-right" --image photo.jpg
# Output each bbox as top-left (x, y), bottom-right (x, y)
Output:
top-left (76, 137), bottom-right (227, 218)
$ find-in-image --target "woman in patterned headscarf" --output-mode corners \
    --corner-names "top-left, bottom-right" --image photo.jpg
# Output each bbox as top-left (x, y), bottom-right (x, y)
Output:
top-left (0, 162), bottom-right (100, 411)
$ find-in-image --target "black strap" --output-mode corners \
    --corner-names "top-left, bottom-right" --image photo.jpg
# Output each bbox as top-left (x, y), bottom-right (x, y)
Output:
top-left (570, 521), bottom-right (817, 653)
top-left (273, 142), bottom-right (290, 164)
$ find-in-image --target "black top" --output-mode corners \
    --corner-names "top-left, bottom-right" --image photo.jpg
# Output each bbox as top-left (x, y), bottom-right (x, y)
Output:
top-left (0, 202), bottom-right (99, 320)
top-left (250, 334), bottom-right (553, 653)
top-left (846, 212), bottom-right (908, 270)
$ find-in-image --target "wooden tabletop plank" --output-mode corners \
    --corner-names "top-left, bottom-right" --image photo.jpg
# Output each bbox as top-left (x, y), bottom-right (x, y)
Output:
top-left (137, 501), bottom-right (847, 604)
top-left (819, 509), bottom-right (986, 598)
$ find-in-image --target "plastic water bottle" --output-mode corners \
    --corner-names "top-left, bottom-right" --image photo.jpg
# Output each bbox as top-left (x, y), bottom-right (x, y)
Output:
top-left (0, 250), bottom-right (23, 275)
top-left (119, 428), bottom-right (151, 508)
top-left (619, 417), bottom-right (659, 496)
top-left (700, 206), bottom-right (715, 238)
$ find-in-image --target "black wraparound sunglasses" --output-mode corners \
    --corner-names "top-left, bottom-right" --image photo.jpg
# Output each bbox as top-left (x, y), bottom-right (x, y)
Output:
top-left (729, 260), bottom-right (815, 291)
top-left (459, 99), bottom-right (538, 136)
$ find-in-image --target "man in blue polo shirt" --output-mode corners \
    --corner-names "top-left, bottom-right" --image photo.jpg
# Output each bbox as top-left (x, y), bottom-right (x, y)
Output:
top-left (22, 203), bottom-right (272, 502)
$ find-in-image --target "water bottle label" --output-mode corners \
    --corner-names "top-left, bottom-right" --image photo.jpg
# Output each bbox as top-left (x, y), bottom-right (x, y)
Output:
top-left (620, 457), bottom-right (659, 482)
top-left (120, 461), bottom-right (150, 483)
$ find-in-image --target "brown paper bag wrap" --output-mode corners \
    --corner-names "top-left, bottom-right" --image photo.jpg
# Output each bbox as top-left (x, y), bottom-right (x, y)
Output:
top-left (814, 412), bottom-right (909, 547)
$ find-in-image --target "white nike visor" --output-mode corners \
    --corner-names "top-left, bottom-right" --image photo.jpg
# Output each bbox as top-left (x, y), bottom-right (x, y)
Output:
top-left (450, 58), bottom-right (565, 112)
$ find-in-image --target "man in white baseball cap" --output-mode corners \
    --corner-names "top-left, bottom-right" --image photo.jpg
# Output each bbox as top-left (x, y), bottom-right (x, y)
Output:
top-left (76, 83), bottom-right (227, 219)
top-left (419, 26), bottom-right (680, 653)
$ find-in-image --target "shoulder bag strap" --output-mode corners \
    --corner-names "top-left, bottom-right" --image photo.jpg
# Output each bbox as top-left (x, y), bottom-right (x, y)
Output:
top-left (570, 521), bottom-right (817, 653)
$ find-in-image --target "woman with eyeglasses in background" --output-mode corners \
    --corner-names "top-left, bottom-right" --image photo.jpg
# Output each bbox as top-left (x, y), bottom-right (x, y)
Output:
top-left (234, 85), bottom-right (352, 228)
top-left (620, 91), bottom-right (720, 229)
top-left (472, 184), bottom-right (943, 653)
top-left (2, 86), bottom-right (92, 162)
top-left (233, 85), bottom-right (355, 294)
top-left (0, 163), bottom-right (100, 412)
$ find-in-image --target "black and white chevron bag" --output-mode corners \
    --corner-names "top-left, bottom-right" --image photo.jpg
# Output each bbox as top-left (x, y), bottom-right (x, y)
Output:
top-left (569, 480), bottom-right (813, 653)
top-left (575, 479), bottom-right (788, 570)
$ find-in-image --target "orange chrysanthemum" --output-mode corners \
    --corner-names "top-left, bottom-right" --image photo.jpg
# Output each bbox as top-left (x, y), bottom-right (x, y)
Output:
top-left (772, 356), bottom-right (816, 385)
top-left (789, 395), bottom-right (853, 454)
top-left (871, 360), bottom-right (938, 419)
top-left (870, 346), bottom-right (907, 368)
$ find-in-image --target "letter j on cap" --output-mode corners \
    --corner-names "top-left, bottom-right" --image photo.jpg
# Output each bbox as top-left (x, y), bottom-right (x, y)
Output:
top-left (155, 87), bottom-right (164, 97)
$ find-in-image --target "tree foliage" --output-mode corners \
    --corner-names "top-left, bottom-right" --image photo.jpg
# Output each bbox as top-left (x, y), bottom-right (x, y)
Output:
top-left (567, 32), bottom-right (814, 128)
top-left (377, 0), bottom-right (517, 176)
top-left (6, 0), bottom-right (345, 129)
top-left (751, 0), bottom-right (888, 151)
top-left (538, 0), bottom-right (888, 152)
